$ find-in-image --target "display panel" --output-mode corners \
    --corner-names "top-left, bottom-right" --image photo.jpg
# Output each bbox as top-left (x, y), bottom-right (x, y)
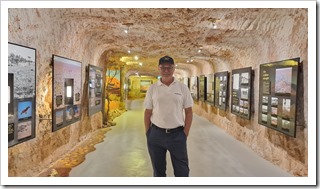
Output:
top-left (106, 69), bottom-right (121, 96)
top-left (205, 74), bottom-right (214, 104)
top-left (231, 67), bottom-right (252, 119)
top-left (8, 43), bottom-right (36, 147)
top-left (258, 57), bottom-right (300, 137)
top-left (199, 75), bottom-right (207, 101)
top-left (52, 55), bottom-right (82, 132)
top-left (190, 76), bottom-right (199, 101)
top-left (88, 64), bottom-right (103, 116)
top-left (214, 71), bottom-right (229, 111)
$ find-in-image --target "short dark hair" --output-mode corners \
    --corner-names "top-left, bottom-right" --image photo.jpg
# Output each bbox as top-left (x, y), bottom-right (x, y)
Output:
top-left (159, 55), bottom-right (174, 65)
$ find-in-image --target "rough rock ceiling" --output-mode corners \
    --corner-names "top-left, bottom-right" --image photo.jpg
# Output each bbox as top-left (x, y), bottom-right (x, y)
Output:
top-left (54, 8), bottom-right (305, 77)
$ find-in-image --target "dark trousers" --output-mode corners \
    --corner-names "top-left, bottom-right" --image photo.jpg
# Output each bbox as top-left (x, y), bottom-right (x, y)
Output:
top-left (146, 124), bottom-right (189, 177)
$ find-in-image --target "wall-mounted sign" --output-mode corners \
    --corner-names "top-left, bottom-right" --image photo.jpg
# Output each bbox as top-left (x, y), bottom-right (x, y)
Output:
top-left (258, 57), bottom-right (300, 137)
top-left (8, 42), bottom-right (36, 147)
top-left (52, 55), bottom-right (82, 132)
top-left (231, 67), bottom-right (252, 119)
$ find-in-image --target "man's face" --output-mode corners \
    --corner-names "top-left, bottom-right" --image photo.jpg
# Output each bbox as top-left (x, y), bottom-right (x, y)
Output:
top-left (159, 63), bottom-right (175, 77)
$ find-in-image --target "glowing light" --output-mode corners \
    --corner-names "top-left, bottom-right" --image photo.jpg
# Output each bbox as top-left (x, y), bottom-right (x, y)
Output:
top-left (134, 55), bottom-right (139, 60)
top-left (66, 86), bottom-right (72, 97)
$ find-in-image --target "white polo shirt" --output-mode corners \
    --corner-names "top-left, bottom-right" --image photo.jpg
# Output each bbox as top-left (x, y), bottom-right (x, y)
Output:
top-left (144, 78), bottom-right (194, 129)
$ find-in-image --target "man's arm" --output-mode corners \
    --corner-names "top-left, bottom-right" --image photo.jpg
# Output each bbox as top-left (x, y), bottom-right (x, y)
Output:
top-left (184, 107), bottom-right (193, 137)
top-left (144, 109), bottom-right (153, 133)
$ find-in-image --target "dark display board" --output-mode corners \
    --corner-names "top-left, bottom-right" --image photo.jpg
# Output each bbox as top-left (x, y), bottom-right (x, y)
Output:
top-left (258, 58), bottom-right (300, 137)
top-left (205, 74), bottom-right (215, 104)
top-left (88, 64), bottom-right (103, 116)
top-left (199, 75), bottom-right (207, 101)
top-left (8, 43), bottom-right (36, 147)
top-left (52, 55), bottom-right (82, 132)
top-left (214, 71), bottom-right (229, 111)
top-left (190, 76), bottom-right (199, 101)
top-left (231, 67), bottom-right (252, 119)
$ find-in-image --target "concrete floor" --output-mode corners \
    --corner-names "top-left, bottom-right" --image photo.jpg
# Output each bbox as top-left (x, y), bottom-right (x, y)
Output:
top-left (69, 99), bottom-right (292, 177)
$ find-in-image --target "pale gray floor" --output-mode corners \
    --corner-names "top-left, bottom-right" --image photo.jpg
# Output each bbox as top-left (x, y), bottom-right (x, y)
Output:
top-left (69, 99), bottom-right (292, 177)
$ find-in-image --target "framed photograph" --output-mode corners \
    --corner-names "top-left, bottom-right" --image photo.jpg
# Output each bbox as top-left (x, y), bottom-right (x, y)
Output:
top-left (262, 105), bottom-right (268, 113)
top-left (261, 114), bottom-right (268, 123)
top-left (275, 67), bottom-right (292, 95)
top-left (74, 105), bottom-right (81, 118)
top-left (8, 43), bottom-right (36, 147)
top-left (271, 116), bottom-right (278, 126)
top-left (231, 67), bottom-right (252, 119)
top-left (206, 74), bottom-right (214, 104)
top-left (17, 120), bottom-right (32, 140)
top-left (17, 100), bottom-right (32, 120)
top-left (262, 96), bottom-right (269, 104)
top-left (52, 55), bottom-right (82, 132)
top-left (271, 97), bottom-right (278, 106)
top-left (243, 108), bottom-right (249, 116)
top-left (240, 88), bottom-right (249, 100)
top-left (282, 98), bottom-right (291, 119)
top-left (88, 64), bottom-right (103, 116)
top-left (214, 71), bottom-right (229, 111)
top-left (106, 69), bottom-right (121, 96)
top-left (281, 119), bottom-right (291, 131)
top-left (55, 109), bottom-right (64, 127)
top-left (240, 72), bottom-right (249, 84)
top-left (258, 57), bottom-right (300, 137)
top-left (271, 107), bottom-right (278, 116)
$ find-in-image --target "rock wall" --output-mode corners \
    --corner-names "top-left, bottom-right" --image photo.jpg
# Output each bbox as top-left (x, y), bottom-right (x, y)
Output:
top-left (8, 9), bottom-right (104, 176)
top-left (193, 9), bottom-right (308, 176)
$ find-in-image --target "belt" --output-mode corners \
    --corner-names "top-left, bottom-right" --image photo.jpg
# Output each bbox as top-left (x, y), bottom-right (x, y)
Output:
top-left (151, 123), bottom-right (184, 133)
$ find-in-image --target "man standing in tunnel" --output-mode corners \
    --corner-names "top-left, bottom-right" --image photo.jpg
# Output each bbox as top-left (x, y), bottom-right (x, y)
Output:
top-left (144, 55), bottom-right (194, 177)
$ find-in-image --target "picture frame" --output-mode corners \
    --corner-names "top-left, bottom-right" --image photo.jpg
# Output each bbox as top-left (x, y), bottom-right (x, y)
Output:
top-left (52, 55), bottom-right (82, 132)
top-left (205, 74), bottom-right (215, 104)
top-left (88, 64), bottom-right (103, 116)
top-left (214, 71), bottom-right (229, 111)
top-left (258, 57), bottom-right (300, 137)
top-left (8, 42), bottom-right (36, 147)
top-left (199, 75), bottom-right (207, 102)
top-left (231, 67), bottom-right (252, 119)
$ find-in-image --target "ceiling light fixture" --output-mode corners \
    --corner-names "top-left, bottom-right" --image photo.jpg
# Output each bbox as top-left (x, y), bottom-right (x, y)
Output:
top-left (123, 22), bottom-right (133, 34)
top-left (208, 17), bottom-right (220, 29)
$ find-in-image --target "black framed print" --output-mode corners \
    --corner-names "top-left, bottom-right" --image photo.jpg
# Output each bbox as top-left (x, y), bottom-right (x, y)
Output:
top-left (214, 71), bottom-right (229, 111)
top-left (52, 55), bottom-right (82, 132)
top-left (258, 57), bottom-right (300, 137)
top-left (205, 73), bottom-right (214, 104)
top-left (231, 67), bottom-right (252, 119)
top-left (88, 64), bottom-right (103, 116)
top-left (8, 43), bottom-right (36, 147)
